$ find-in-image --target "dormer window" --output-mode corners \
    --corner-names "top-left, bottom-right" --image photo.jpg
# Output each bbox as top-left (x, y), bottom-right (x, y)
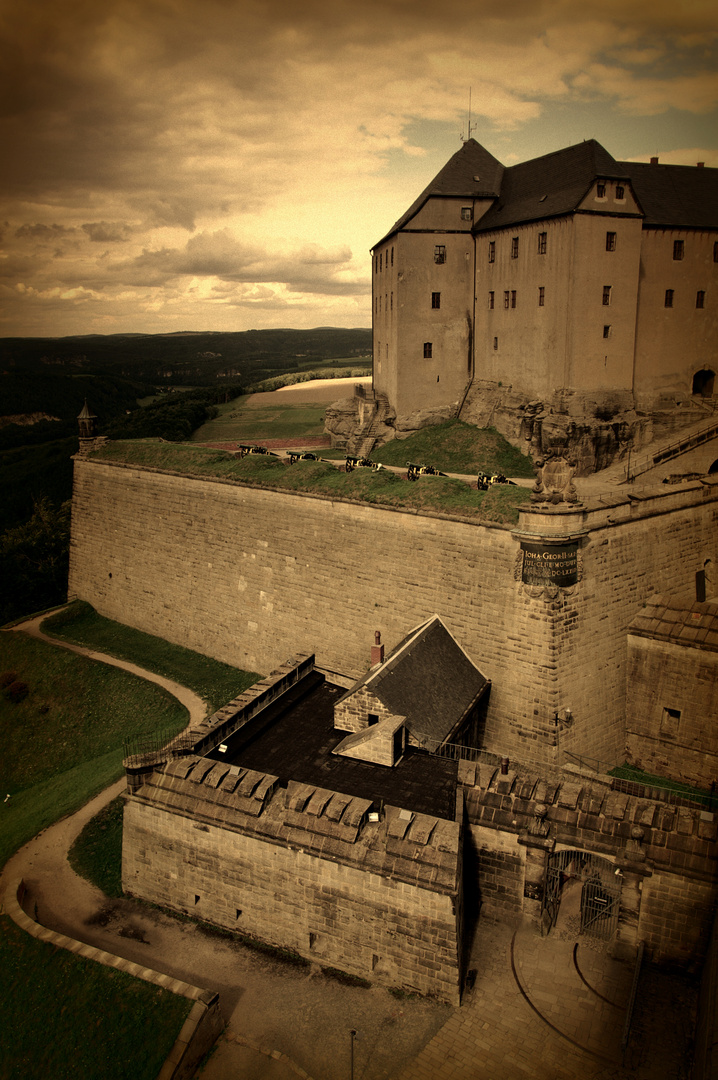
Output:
top-left (597, 182), bottom-right (606, 198)
top-left (615, 185), bottom-right (625, 200)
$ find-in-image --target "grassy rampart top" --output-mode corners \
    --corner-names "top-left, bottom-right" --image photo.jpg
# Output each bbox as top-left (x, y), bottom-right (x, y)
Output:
top-left (87, 432), bottom-right (533, 526)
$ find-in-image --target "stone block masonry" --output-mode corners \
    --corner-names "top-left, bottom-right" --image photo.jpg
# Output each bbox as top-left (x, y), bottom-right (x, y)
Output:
top-left (69, 458), bottom-right (718, 766)
top-left (123, 760), bottom-right (463, 1003)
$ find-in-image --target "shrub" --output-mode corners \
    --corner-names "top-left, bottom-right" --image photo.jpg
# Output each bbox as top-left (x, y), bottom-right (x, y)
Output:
top-left (4, 680), bottom-right (29, 703)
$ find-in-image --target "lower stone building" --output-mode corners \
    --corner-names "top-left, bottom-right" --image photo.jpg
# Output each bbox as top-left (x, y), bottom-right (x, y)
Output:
top-left (123, 624), bottom-right (718, 1003)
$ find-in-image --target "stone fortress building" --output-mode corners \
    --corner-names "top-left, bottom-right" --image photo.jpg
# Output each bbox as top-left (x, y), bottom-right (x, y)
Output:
top-left (68, 136), bottom-right (718, 1008)
top-left (355, 138), bottom-right (718, 471)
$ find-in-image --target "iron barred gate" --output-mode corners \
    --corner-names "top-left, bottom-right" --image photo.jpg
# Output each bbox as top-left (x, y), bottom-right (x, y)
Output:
top-left (543, 850), bottom-right (621, 941)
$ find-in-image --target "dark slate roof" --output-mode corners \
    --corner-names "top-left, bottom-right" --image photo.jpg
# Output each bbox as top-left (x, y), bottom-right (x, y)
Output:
top-left (617, 160), bottom-right (718, 229)
top-left (376, 137), bottom-right (717, 243)
top-left (205, 675), bottom-right (460, 820)
top-left (475, 139), bottom-right (630, 232)
top-left (629, 593), bottom-right (718, 652)
top-left (341, 615), bottom-right (489, 746)
top-left (374, 139), bottom-right (504, 246)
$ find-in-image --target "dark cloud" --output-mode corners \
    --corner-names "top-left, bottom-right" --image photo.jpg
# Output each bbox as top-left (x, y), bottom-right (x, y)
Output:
top-left (15, 223), bottom-right (76, 239)
top-left (81, 222), bottom-right (133, 243)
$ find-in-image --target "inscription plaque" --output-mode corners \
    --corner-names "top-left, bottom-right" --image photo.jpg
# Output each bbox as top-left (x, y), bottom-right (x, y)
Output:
top-left (521, 541), bottom-right (579, 587)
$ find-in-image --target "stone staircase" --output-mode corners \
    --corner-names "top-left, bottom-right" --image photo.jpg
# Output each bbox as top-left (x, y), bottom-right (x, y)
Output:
top-left (345, 390), bottom-right (395, 458)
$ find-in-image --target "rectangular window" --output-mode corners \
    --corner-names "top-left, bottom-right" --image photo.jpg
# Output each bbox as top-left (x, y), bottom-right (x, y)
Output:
top-left (615, 185), bottom-right (624, 200)
top-left (461, 206), bottom-right (472, 221)
top-left (596, 182), bottom-right (606, 198)
top-left (606, 232), bottom-right (616, 252)
top-left (488, 291), bottom-right (494, 310)
top-left (660, 706), bottom-right (681, 736)
top-left (673, 240), bottom-right (684, 261)
top-left (696, 290), bottom-right (705, 309)
top-left (423, 342), bottom-right (432, 358)
top-left (390, 291), bottom-right (393, 311)
top-left (511, 236), bottom-right (519, 258)
top-left (715, 241), bottom-right (718, 263)
top-left (434, 245), bottom-right (446, 264)
top-left (385, 343), bottom-right (388, 358)
top-left (379, 253), bottom-right (382, 271)
top-left (665, 289), bottom-right (674, 308)
top-left (493, 336), bottom-right (498, 351)
top-left (391, 246), bottom-right (394, 267)
top-left (374, 296), bottom-right (377, 314)
top-left (603, 325), bottom-right (611, 339)
top-left (537, 232), bottom-right (547, 255)
top-left (431, 292), bottom-right (441, 309)
top-left (367, 713), bottom-right (379, 726)
top-left (538, 286), bottom-right (545, 307)
top-left (511, 290), bottom-right (516, 309)
top-left (378, 295), bottom-right (381, 313)
top-left (488, 241), bottom-right (495, 263)
top-left (503, 290), bottom-right (510, 309)
top-left (602, 285), bottom-right (611, 306)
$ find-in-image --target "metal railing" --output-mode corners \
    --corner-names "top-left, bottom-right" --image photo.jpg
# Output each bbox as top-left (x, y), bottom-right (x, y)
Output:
top-left (624, 414), bottom-right (718, 481)
top-left (123, 728), bottom-right (196, 769)
top-left (563, 750), bottom-right (716, 810)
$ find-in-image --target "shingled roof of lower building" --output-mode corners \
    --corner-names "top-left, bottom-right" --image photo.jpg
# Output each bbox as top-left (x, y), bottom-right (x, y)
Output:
top-left (629, 592), bottom-right (718, 651)
top-left (337, 615), bottom-right (489, 747)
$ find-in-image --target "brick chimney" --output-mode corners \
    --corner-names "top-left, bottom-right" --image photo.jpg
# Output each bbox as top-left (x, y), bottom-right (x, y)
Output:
top-left (697, 162), bottom-right (705, 168)
top-left (650, 156), bottom-right (659, 165)
top-left (371, 630), bottom-right (384, 667)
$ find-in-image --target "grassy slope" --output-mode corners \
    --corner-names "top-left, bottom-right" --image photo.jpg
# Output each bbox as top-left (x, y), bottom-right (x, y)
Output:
top-left (89, 436), bottom-right (532, 525)
top-left (372, 421), bottom-right (535, 477)
top-left (68, 795), bottom-right (125, 898)
top-left (42, 601), bottom-right (260, 713)
top-left (0, 914), bottom-right (191, 1080)
top-left (0, 632), bottom-right (188, 867)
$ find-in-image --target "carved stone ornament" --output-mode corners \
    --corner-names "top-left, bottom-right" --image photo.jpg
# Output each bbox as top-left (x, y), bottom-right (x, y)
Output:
top-left (531, 446), bottom-right (579, 505)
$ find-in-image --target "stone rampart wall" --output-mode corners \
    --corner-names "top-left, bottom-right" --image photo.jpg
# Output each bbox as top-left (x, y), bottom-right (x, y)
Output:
top-left (123, 793), bottom-right (462, 1003)
top-left (69, 458), bottom-right (718, 765)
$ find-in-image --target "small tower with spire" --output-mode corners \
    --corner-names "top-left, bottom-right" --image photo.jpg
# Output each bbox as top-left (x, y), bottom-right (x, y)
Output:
top-left (77, 400), bottom-right (107, 455)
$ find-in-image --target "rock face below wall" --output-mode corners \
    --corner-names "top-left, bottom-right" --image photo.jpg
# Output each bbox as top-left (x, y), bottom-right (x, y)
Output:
top-left (460, 382), bottom-right (700, 476)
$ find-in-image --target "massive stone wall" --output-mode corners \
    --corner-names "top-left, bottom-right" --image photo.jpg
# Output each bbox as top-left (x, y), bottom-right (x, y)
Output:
top-left (123, 763), bottom-right (463, 1003)
top-left (69, 458), bottom-right (718, 766)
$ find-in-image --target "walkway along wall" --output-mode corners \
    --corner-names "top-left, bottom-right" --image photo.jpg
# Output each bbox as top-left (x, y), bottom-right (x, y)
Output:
top-left (68, 457), bottom-right (718, 765)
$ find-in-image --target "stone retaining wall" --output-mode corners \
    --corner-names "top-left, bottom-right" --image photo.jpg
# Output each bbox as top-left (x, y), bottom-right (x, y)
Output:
top-left (5, 879), bottom-right (223, 1080)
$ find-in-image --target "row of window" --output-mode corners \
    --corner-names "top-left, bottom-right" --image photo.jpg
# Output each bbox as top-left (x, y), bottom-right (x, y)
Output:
top-left (665, 289), bottom-right (707, 308)
top-left (374, 247), bottom-right (394, 273)
top-left (375, 293), bottom-right (394, 314)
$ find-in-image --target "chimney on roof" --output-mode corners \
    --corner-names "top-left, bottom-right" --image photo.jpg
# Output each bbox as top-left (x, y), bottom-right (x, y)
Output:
top-left (371, 630), bottom-right (384, 667)
top-left (650, 156), bottom-right (659, 165)
top-left (697, 162), bottom-right (705, 168)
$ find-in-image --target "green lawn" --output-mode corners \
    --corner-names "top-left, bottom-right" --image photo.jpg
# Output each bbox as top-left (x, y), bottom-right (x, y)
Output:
top-left (89, 439), bottom-right (533, 525)
top-left (0, 631), bottom-right (189, 867)
top-left (68, 795), bottom-right (125, 898)
top-left (42, 601), bottom-right (260, 713)
top-left (372, 421), bottom-right (535, 477)
top-left (0, 913), bottom-right (192, 1080)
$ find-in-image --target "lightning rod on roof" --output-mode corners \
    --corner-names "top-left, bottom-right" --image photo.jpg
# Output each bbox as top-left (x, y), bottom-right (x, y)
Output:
top-left (460, 87), bottom-right (477, 144)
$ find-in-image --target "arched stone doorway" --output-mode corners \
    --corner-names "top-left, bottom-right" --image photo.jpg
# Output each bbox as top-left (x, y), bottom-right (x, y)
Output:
top-left (542, 850), bottom-right (620, 941)
top-left (693, 369), bottom-right (715, 398)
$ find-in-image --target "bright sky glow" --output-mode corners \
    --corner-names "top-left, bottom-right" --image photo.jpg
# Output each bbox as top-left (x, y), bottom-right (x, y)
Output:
top-left (1, 0), bottom-right (716, 336)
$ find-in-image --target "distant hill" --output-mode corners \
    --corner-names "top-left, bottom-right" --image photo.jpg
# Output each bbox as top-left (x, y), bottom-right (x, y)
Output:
top-left (0, 327), bottom-right (372, 388)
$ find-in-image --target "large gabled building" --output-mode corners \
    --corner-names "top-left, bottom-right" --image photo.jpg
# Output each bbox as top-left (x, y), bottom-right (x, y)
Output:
top-left (371, 139), bottom-right (717, 443)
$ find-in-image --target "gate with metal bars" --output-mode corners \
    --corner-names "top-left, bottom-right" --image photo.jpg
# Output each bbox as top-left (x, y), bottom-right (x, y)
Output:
top-left (543, 849), bottom-right (621, 941)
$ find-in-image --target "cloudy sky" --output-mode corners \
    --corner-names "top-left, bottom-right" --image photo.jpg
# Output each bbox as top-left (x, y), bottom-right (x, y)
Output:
top-left (1, 0), bottom-right (716, 338)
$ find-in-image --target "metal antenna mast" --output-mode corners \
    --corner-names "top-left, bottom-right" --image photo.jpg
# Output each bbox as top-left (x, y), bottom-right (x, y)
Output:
top-left (461, 87), bottom-right (477, 143)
